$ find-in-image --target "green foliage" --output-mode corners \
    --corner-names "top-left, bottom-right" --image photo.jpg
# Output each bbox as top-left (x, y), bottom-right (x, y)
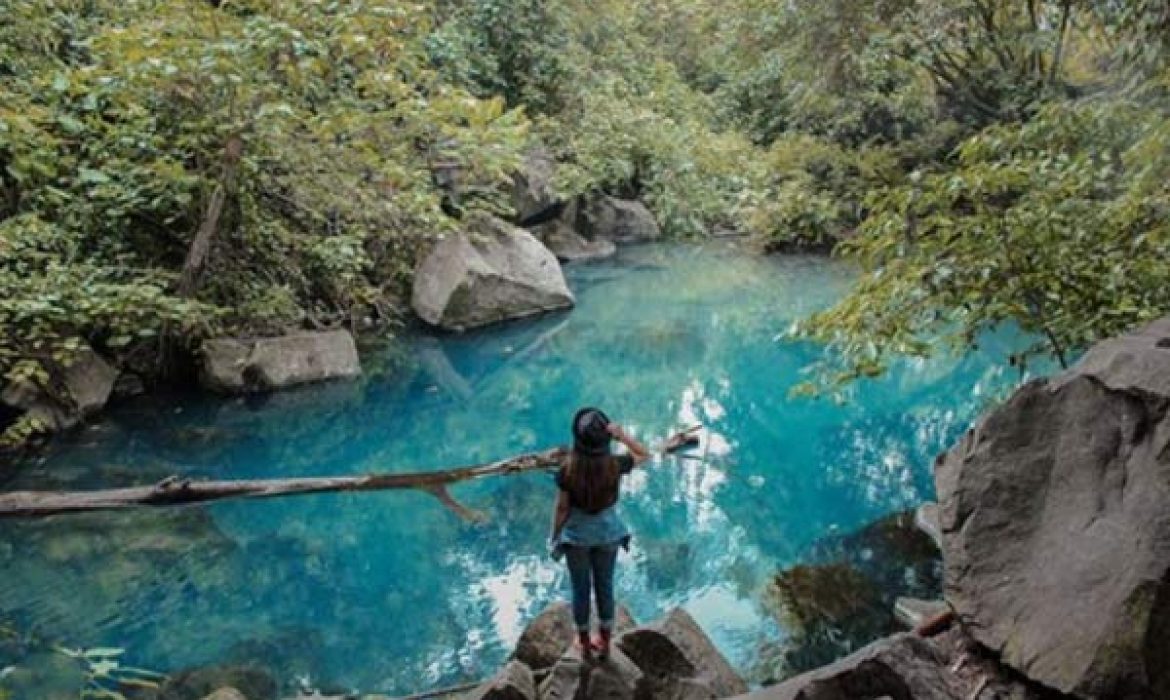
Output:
top-left (427, 0), bottom-right (572, 114)
top-left (797, 97), bottom-right (1170, 384)
top-left (432, 0), bottom-right (772, 238)
top-left (0, 0), bottom-right (529, 411)
top-left (3, 0), bottom-right (1170, 415)
top-left (701, 0), bottom-right (930, 146)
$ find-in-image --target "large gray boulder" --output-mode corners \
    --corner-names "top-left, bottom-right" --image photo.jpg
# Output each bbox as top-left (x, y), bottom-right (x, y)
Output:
top-left (1, 346), bottom-right (118, 433)
top-left (199, 330), bottom-right (361, 394)
top-left (617, 608), bottom-right (747, 698)
top-left (576, 195), bottom-right (660, 244)
top-left (412, 213), bottom-right (574, 331)
top-left (935, 315), bottom-right (1170, 699)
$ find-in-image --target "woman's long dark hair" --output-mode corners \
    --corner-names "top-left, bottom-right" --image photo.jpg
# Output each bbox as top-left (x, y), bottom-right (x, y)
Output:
top-left (564, 450), bottom-right (623, 513)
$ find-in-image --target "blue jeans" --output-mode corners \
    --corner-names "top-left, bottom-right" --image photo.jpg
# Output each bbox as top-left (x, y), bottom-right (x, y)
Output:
top-left (564, 544), bottom-right (619, 633)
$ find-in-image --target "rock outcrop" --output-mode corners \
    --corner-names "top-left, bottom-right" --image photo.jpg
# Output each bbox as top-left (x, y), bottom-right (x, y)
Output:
top-left (935, 315), bottom-right (1170, 699)
top-left (470, 604), bottom-right (746, 700)
top-left (199, 330), bottom-right (361, 394)
top-left (1, 345), bottom-right (118, 433)
top-left (412, 213), bottom-right (574, 331)
top-left (914, 502), bottom-right (942, 551)
top-left (513, 601), bottom-right (635, 670)
top-left (618, 608), bottom-right (748, 697)
top-left (764, 511), bottom-right (942, 678)
top-left (467, 659), bottom-right (537, 700)
top-left (511, 148), bottom-right (559, 223)
top-left (741, 632), bottom-right (963, 700)
top-left (576, 195), bottom-right (660, 244)
top-left (892, 597), bottom-right (949, 631)
top-left (736, 628), bottom-right (1056, 700)
top-left (541, 225), bottom-right (617, 263)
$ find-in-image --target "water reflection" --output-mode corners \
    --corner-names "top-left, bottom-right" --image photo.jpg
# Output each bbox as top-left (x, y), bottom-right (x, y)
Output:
top-left (1, 243), bottom-right (1051, 695)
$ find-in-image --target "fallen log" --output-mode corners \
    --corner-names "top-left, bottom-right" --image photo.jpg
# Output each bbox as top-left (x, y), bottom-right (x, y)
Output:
top-left (0, 427), bottom-right (702, 519)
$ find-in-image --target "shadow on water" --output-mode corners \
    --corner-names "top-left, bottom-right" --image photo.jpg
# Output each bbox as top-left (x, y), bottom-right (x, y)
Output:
top-left (754, 511), bottom-right (942, 683)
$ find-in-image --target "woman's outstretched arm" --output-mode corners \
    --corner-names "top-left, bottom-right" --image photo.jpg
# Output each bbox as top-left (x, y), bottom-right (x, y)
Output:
top-left (607, 423), bottom-right (650, 466)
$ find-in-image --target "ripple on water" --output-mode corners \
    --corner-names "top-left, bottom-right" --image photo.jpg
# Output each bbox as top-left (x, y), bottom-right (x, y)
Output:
top-left (1, 243), bottom-right (1052, 695)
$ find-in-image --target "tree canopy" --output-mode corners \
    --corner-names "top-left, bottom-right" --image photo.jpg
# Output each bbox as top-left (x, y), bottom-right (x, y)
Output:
top-left (3, 0), bottom-right (1170, 443)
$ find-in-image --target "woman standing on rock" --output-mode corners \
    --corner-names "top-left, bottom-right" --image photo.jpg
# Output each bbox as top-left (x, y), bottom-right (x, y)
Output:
top-left (549, 407), bottom-right (649, 660)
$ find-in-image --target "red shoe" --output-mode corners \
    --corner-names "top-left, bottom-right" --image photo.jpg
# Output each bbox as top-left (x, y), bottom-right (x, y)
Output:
top-left (592, 629), bottom-right (611, 660)
top-left (577, 631), bottom-right (594, 660)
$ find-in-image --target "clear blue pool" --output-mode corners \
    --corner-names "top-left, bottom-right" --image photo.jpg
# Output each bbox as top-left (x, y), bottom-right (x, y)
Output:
top-left (0, 243), bottom-right (1048, 696)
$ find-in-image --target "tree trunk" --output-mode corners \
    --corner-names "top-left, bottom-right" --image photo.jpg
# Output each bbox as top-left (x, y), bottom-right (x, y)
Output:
top-left (1049, 0), bottom-right (1073, 87)
top-left (0, 428), bottom-right (701, 519)
top-left (178, 135), bottom-right (243, 297)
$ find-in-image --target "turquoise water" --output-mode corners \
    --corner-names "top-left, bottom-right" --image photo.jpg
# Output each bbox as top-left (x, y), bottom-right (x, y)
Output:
top-left (1, 244), bottom-right (1045, 696)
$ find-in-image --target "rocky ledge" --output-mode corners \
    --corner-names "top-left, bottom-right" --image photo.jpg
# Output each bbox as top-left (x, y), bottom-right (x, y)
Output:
top-left (199, 329), bottom-right (362, 394)
top-left (934, 315), bottom-right (1170, 699)
top-left (468, 603), bottom-right (748, 700)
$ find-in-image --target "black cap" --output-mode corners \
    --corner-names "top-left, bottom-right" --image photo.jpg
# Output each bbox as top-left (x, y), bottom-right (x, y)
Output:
top-left (572, 407), bottom-right (611, 456)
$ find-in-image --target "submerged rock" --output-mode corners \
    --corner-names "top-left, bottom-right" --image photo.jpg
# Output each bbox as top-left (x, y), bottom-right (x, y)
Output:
top-left (199, 330), bottom-right (361, 394)
top-left (766, 562), bottom-right (886, 675)
top-left (0, 649), bottom-right (89, 700)
top-left (157, 664), bottom-right (277, 700)
top-left (935, 315), bottom-right (1170, 699)
top-left (411, 213), bottom-right (574, 331)
top-left (763, 511), bottom-right (942, 678)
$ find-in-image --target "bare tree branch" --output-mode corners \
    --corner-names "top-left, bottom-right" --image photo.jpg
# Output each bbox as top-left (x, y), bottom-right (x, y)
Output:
top-left (0, 428), bottom-right (703, 519)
